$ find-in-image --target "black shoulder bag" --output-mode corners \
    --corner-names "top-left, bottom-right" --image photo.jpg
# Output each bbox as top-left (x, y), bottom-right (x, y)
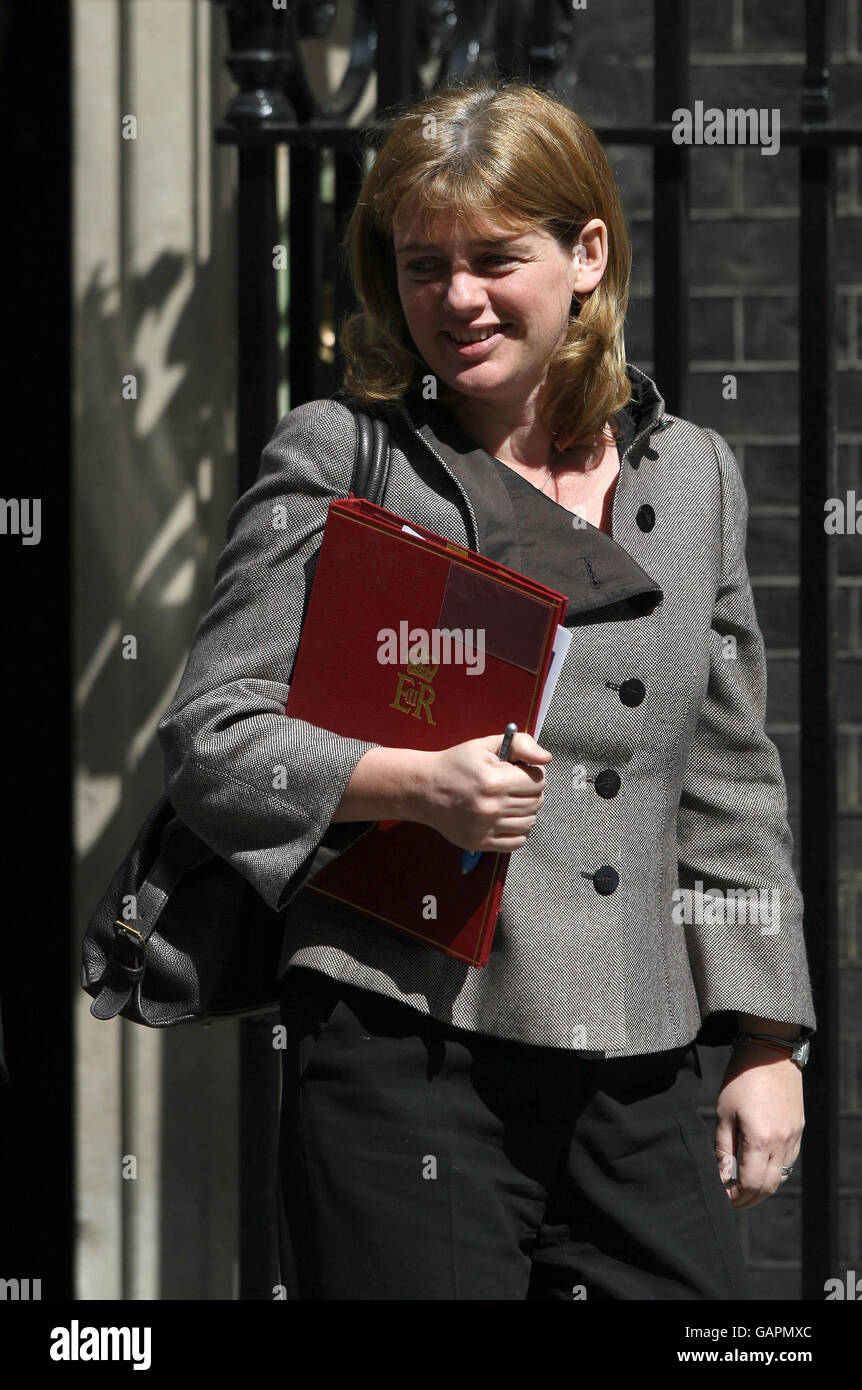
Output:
top-left (80, 405), bottom-right (391, 1027)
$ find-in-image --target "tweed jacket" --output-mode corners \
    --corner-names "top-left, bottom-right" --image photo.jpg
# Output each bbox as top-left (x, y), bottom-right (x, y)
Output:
top-left (157, 363), bottom-right (817, 1055)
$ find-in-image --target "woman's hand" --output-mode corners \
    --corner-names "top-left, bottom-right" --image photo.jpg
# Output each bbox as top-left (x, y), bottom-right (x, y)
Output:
top-left (713, 1041), bottom-right (804, 1209)
top-left (419, 731), bottom-right (551, 854)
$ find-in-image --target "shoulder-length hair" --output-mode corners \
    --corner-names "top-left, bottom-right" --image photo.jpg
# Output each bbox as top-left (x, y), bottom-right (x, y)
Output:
top-left (339, 77), bottom-right (633, 450)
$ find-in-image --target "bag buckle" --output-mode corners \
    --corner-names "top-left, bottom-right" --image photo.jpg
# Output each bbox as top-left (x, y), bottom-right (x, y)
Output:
top-left (112, 918), bottom-right (147, 968)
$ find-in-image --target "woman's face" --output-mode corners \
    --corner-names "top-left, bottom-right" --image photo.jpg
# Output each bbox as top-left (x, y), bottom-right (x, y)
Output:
top-left (392, 204), bottom-right (606, 411)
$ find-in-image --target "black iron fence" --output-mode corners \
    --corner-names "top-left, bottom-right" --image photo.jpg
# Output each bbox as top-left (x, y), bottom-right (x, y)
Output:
top-left (214, 0), bottom-right (852, 1300)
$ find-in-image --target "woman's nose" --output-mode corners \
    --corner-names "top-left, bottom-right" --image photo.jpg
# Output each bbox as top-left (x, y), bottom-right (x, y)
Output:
top-left (443, 272), bottom-right (487, 311)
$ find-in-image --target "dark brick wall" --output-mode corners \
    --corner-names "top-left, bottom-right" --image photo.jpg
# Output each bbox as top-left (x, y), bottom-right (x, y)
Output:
top-left (570, 0), bottom-right (861, 1300)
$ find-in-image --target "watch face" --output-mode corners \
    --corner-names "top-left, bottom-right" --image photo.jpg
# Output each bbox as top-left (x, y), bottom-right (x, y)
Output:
top-left (794, 1038), bottom-right (811, 1066)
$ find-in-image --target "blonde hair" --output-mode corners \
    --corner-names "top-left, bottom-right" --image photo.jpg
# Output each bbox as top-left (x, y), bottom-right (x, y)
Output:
top-left (339, 77), bottom-right (633, 449)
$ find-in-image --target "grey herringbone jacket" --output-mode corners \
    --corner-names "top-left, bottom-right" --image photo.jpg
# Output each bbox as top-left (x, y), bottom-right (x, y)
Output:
top-left (157, 364), bottom-right (816, 1055)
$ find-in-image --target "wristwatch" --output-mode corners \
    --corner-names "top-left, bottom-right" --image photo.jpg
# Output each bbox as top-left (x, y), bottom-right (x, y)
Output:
top-left (733, 1031), bottom-right (810, 1069)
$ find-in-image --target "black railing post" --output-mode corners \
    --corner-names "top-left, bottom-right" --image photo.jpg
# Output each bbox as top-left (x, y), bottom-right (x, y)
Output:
top-left (799, 0), bottom-right (839, 1301)
top-left (220, 0), bottom-right (295, 485)
top-left (237, 145), bottom-right (281, 489)
top-left (220, 0), bottom-right (296, 1299)
top-left (374, 0), bottom-right (419, 112)
top-left (288, 146), bottom-right (324, 408)
top-left (333, 140), bottom-right (367, 384)
top-left (652, 0), bottom-right (690, 417)
top-left (236, 141), bottom-right (283, 1299)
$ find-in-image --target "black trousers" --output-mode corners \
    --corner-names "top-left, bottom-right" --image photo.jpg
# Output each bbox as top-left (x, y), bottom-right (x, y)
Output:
top-left (276, 966), bottom-right (751, 1301)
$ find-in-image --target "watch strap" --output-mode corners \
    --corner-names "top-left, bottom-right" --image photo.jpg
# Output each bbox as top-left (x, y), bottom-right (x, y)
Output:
top-left (732, 1031), bottom-right (808, 1066)
top-left (733, 1033), bottom-right (794, 1056)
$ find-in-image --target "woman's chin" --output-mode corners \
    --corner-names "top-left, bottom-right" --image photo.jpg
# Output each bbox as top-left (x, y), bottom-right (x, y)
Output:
top-left (430, 362), bottom-right (514, 396)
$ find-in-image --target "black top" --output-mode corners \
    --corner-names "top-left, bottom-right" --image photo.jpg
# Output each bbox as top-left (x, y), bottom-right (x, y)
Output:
top-left (405, 392), bottom-right (663, 626)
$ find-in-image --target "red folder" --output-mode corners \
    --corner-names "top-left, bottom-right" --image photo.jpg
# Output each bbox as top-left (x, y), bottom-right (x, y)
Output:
top-left (285, 496), bottom-right (567, 966)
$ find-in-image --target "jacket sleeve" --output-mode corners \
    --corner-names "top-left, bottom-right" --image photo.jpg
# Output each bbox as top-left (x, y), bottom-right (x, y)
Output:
top-left (676, 427), bottom-right (816, 1044)
top-left (156, 397), bottom-right (382, 913)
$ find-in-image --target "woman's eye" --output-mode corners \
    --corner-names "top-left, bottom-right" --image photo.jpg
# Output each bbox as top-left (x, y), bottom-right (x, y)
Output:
top-left (404, 254), bottom-right (517, 274)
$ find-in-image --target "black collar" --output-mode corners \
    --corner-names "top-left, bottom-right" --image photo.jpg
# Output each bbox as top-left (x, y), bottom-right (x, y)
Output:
top-left (393, 368), bottom-right (665, 623)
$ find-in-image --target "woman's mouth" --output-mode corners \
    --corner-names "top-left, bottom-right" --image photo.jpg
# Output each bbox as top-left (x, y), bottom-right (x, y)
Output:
top-left (440, 324), bottom-right (510, 356)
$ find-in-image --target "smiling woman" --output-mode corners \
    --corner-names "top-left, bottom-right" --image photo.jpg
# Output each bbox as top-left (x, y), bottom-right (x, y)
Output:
top-left (388, 210), bottom-right (624, 520)
top-left (340, 79), bottom-right (632, 455)
top-left (157, 75), bottom-right (815, 1303)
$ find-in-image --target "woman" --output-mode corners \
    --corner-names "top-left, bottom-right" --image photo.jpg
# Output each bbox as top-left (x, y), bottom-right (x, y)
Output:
top-left (158, 79), bottom-right (815, 1300)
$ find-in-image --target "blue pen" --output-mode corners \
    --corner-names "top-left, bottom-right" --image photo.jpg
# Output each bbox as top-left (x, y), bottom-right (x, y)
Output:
top-left (462, 722), bottom-right (519, 874)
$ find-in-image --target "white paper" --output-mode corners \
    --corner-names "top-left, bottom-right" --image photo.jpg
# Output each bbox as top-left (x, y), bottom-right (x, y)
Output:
top-left (534, 625), bottom-right (572, 738)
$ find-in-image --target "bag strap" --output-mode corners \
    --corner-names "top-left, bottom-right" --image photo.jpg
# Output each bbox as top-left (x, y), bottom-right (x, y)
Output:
top-left (347, 401), bottom-right (391, 504)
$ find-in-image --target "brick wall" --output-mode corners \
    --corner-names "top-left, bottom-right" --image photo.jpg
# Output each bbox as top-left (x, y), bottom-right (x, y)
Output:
top-left (573, 0), bottom-right (862, 1300)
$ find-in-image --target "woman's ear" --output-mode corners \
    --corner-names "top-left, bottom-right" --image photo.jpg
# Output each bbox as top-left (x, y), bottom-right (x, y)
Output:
top-left (572, 220), bottom-right (609, 293)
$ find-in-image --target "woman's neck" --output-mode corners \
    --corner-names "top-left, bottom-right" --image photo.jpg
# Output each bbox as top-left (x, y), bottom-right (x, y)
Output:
top-left (446, 393), bottom-right (609, 472)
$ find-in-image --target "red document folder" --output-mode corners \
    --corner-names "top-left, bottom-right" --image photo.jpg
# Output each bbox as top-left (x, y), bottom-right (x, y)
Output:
top-left (285, 496), bottom-right (567, 967)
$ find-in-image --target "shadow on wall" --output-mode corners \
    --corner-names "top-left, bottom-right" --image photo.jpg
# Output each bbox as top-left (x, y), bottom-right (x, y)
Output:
top-left (75, 242), bottom-right (244, 1301)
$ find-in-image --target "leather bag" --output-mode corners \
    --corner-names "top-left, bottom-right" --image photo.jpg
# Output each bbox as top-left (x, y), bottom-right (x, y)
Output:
top-left (80, 403), bottom-right (391, 1027)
